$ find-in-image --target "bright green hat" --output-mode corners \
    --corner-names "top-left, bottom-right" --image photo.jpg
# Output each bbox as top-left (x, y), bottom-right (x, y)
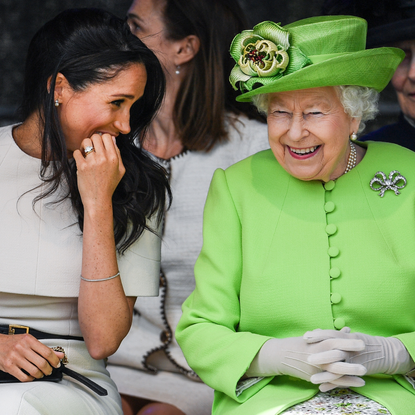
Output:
top-left (229, 15), bottom-right (404, 102)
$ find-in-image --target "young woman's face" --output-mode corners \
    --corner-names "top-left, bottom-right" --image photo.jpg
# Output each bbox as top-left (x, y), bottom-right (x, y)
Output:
top-left (56, 63), bottom-right (147, 157)
top-left (126, 0), bottom-right (178, 73)
top-left (267, 86), bottom-right (360, 182)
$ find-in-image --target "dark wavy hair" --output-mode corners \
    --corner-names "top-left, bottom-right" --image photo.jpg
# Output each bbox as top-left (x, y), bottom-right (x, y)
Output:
top-left (160, 0), bottom-right (266, 152)
top-left (19, 8), bottom-right (170, 253)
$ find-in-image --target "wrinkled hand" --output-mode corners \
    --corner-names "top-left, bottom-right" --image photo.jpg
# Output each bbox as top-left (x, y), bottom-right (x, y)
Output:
top-left (73, 133), bottom-right (125, 210)
top-left (304, 327), bottom-right (414, 391)
top-left (246, 328), bottom-right (366, 390)
top-left (0, 334), bottom-right (64, 382)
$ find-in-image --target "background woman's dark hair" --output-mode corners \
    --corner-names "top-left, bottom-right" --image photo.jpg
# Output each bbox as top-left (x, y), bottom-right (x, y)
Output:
top-left (161, 0), bottom-right (265, 152)
top-left (20, 8), bottom-right (170, 253)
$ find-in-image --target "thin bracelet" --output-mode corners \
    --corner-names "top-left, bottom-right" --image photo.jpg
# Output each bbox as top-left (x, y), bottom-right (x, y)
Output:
top-left (80, 271), bottom-right (120, 282)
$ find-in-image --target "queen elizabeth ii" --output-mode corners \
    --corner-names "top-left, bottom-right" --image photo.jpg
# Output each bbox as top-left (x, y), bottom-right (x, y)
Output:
top-left (176, 15), bottom-right (415, 415)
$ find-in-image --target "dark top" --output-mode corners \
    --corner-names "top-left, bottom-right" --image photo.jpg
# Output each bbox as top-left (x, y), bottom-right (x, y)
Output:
top-left (360, 113), bottom-right (415, 152)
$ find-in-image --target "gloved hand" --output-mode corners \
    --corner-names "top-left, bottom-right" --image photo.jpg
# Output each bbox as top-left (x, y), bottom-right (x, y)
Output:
top-left (305, 328), bottom-right (415, 390)
top-left (246, 328), bottom-right (366, 390)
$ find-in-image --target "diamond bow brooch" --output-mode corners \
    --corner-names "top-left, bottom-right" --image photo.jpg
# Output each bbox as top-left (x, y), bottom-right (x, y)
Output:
top-left (369, 170), bottom-right (407, 197)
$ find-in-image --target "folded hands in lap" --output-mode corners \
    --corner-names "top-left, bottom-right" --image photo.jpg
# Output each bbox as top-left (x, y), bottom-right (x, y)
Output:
top-left (304, 327), bottom-right (414, 391)
top-left (247, 327), bottom-right (413, 392)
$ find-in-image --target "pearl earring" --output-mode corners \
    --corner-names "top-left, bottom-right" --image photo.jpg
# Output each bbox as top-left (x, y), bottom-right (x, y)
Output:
top-left (54, 99), bottom-right (60, 107)
top-left (350, 132), bottom-right (358, 141)
top-left (175, 65), bottom-right (180, 75)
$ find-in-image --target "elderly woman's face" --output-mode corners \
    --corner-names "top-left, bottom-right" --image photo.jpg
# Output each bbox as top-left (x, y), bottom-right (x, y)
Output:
top-left (391, 40), bottom-right (415, 121)
top-left (267, 87), bottom-right (360, 182)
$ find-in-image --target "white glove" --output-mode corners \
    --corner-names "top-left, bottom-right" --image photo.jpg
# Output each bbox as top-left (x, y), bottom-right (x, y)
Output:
top-left (246, 329), bottom-right (366, 389)
top-left (305, 328), bottom-right (415, 390)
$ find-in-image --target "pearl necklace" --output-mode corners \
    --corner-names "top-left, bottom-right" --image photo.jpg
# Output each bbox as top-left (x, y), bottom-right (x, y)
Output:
top-left (344, 142), bottom-right (357, 174)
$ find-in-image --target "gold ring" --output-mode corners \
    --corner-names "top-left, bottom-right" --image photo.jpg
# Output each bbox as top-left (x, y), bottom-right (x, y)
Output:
top-left (84, 146), bottom-right (95, 157)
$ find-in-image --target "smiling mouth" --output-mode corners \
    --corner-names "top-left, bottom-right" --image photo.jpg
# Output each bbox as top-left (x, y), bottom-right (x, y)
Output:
top-left (289, 145), bottom-right (320, 155)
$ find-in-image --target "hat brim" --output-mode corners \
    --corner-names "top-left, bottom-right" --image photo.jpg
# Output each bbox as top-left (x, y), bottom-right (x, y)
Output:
top-left (236, 47), bottom-right (404, 102)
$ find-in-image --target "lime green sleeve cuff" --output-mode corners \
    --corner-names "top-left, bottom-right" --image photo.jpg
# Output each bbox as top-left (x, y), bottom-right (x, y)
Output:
top-left (394, 332), bottom-right (415, 361)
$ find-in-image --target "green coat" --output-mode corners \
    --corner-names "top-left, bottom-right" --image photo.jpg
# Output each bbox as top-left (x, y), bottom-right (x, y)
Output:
top-left (176, 142), bottom-right (415, 414)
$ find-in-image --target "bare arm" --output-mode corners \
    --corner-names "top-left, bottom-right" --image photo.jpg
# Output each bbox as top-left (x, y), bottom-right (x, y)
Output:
top-left (74, 133), bottom-right (136, 360)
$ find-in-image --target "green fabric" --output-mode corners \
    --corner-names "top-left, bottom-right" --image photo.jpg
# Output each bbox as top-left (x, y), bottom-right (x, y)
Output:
top-left (176, 141), bottom-right (415, 414)
top-left (229, 16), bottom-right (404, 101)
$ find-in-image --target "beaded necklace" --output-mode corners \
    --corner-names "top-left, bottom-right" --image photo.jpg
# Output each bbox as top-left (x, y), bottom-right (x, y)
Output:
top-left (344, 142), bottom-right (357, 174)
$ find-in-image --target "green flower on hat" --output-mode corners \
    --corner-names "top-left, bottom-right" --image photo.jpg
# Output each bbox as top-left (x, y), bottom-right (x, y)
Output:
top-left (230, 21), bottom-right (312, 93)
top-left (239, 38), bottom-right (289, 77)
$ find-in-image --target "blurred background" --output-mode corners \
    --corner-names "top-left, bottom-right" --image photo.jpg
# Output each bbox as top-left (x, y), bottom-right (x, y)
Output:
top-left (0, 0), bottom-right (398, 130)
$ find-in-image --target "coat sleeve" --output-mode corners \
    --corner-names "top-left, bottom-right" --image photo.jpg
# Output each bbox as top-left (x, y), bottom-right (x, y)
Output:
top-left (176, 168), bottom-right (273, 403)
top-left (394, 333), bottom-right (415, 367)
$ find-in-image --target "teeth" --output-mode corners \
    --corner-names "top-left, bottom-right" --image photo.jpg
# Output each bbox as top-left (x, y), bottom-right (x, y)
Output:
top-left (290, 146), bottom-right (318, 155)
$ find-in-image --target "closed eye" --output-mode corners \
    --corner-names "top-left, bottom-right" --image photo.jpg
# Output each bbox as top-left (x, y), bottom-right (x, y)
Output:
top-left (304, 111), bottom-right (324, 118)
top-left (273, 110), bottom-right (289, 115)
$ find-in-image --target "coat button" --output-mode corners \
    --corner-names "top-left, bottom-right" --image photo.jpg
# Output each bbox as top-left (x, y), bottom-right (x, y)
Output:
top-left (334, 318), bottom-right (346, 329)
top-left (329, 267), bottom-right (341, 279)
top-left (324, 201), bottom-right (335, 212)
top-left (325, 224), bottom-right (337, 235)
top-left (328, 246), bottom-right (339, 257)
top-left (331, 293), bottom-right (342, 304)
top-left (324, 181), bottom-right (336, 191)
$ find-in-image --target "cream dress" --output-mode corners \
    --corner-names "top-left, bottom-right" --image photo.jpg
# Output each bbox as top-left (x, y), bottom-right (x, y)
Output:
top-left (0, 125), bottom-right (161, 415)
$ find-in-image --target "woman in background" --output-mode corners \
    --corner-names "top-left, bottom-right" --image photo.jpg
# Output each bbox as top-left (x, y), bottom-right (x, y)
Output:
top-left (323, 0), bottom-right (415, 150)
top-left (0, 8), bottom-right (169, 414)
top-left (107, 0), bottom-right (269, 414)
